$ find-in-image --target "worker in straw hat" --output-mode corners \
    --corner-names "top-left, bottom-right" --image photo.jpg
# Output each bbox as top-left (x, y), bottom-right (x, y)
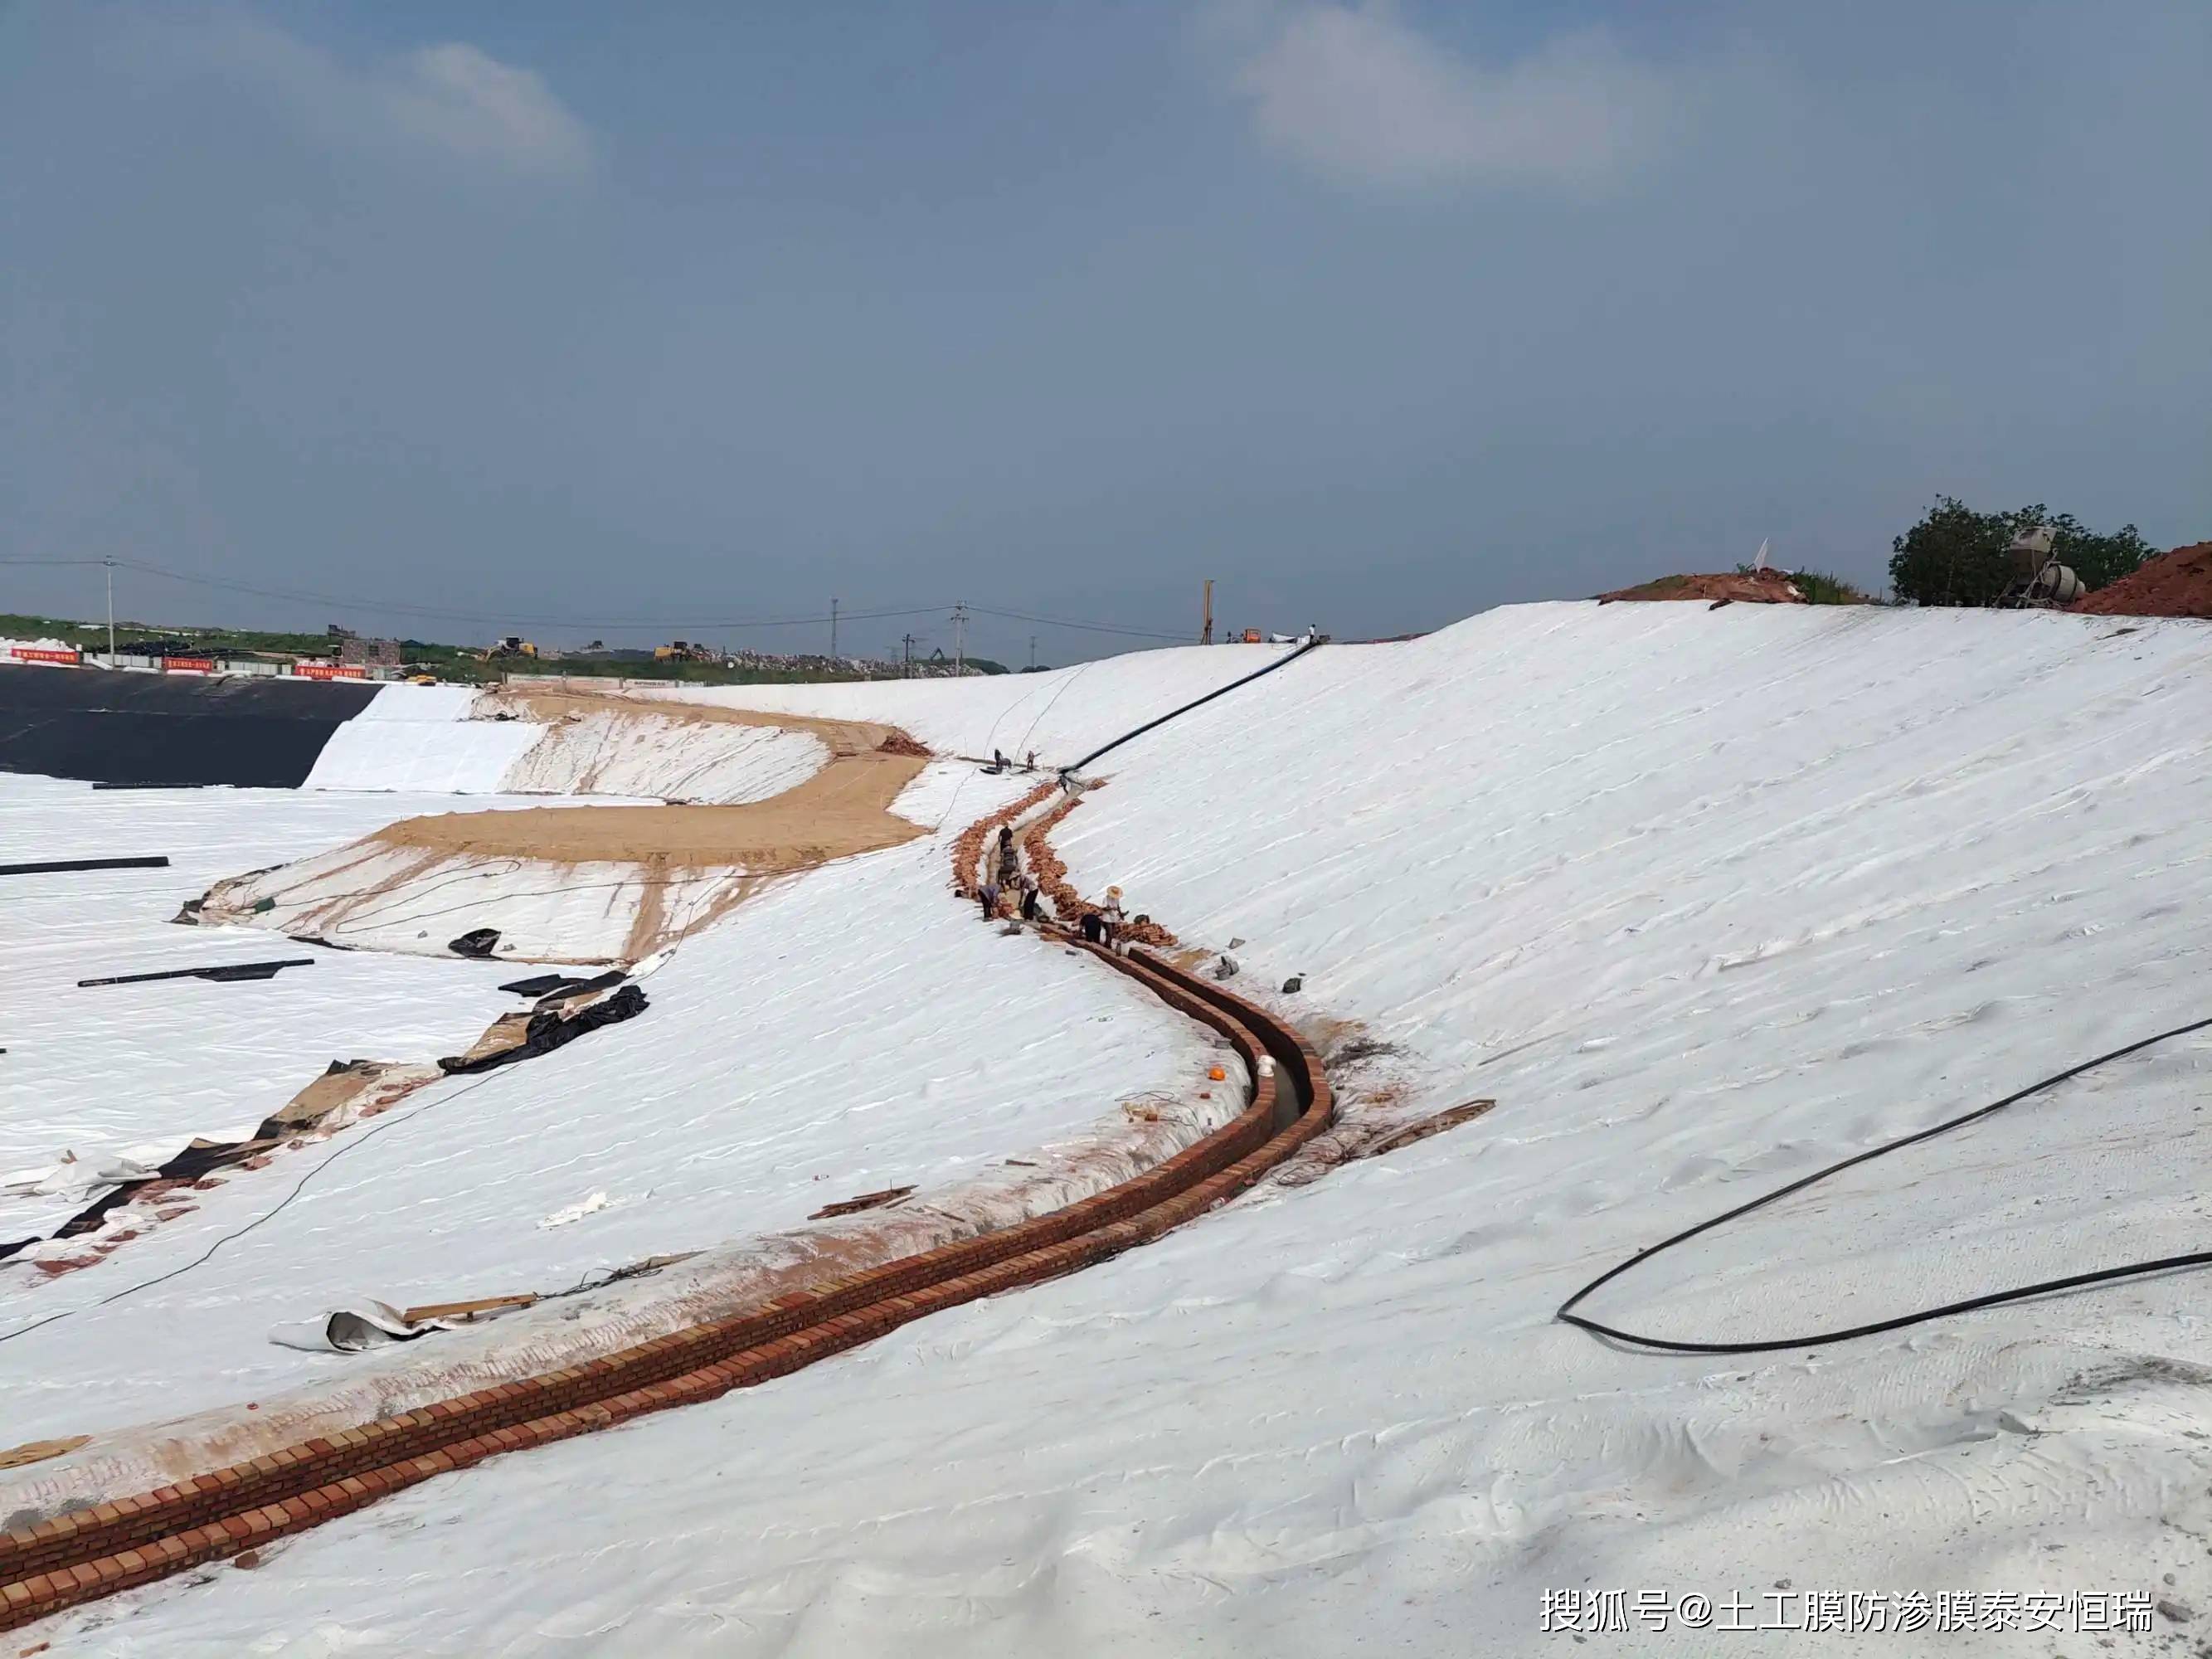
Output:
top-left (1100, 885), bottom-right (1129, 954)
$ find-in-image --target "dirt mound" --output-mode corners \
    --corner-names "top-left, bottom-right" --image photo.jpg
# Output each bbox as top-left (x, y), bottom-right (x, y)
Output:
top-left (1598, 569), bottom-right (1806, 605)
top-left (2073, 542), bottom-right (2212, 617)
top-left (877, 728), bottom-right (931, 758)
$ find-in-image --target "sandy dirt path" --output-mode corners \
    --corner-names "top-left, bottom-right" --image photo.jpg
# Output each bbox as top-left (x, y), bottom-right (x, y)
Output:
top-left (370, 684), bottom-right (928, 870)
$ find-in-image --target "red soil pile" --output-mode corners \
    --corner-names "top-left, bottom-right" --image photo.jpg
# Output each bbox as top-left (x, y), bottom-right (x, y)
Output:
top-left (1598, 569), bottom-right (1806, 605)
top-left (950, 779), bottom-right (1177, 946)
top-left (1020, 785), bottom-right (1176, 948)
top-left (877, 729), bottom-right (932, 757)
top-left (950, 780), bottom-right (1057, 898)
top-left (808, 1185), bottom-right (915, 1220)
top-left (2073, 542), bottom-right (2212, 618)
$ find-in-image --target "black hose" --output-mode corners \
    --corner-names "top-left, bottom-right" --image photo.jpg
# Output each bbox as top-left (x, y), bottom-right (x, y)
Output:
top-left (1556, 1011), bottom-right (2212, 1353)
top-left (1062, 639), bottom-right (1321, 776)
top-left (1, 855), bottom-right (170, 877)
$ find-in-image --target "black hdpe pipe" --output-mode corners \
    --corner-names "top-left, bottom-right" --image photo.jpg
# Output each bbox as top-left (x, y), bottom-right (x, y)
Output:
top-left (78, 957), bottom-right (314, 989)
top-left (1062, 638), bottom-right (1321, 776)
top-left (1558, 1012), bottom-right (2212, 1354)
top-left (1, 856), bottom-right (170, 877)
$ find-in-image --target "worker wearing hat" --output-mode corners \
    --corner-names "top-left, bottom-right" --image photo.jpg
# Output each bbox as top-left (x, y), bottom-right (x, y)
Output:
top-left (1100, 886), bottom-right (1129, 954)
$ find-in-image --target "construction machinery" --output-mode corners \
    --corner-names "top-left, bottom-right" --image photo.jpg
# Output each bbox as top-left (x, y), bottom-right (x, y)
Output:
top-left (481, 636), bottom-right (538, 662)
top-left (1996, 526), bottom-right (2084, 608)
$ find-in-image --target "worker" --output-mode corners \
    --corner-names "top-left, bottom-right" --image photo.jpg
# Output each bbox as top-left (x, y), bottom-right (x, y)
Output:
top-left (995, 825), bottom-right (1019, 886)
top-left (1100, 886), bottom-right (1128, 954)
top-left (1024, 749), bottom-right (1038, 771)
top-left (991, 748), bottom-right (1009, 773)
top-left (1018, 874), bottom-right (1043, 923)
top-left (978, 876), bottom-right (1001, 922)
top-left (1079, 910), bottom-right (1106, 945)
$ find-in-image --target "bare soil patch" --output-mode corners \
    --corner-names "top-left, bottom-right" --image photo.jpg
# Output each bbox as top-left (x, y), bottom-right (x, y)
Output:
top-left (372, 691), bottom-right (927, 871)
top-left (1598, 569), bottom-right (1807, 605)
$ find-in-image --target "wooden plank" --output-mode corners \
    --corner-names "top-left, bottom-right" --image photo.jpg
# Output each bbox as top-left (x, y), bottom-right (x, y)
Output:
top-left (400, 1295), bottom-right (539, 1324)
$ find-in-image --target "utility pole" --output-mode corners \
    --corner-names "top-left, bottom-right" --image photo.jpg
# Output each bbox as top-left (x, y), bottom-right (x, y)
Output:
top-left (1200, 577), bottom-right (1213, 645)
top-left (950, 602), bottom-right (968, 677)
top-left (1028, 635), bottom-right (1037, 670)
top-left (104, 557), bottom-right (116, 665)
top-left (901, 632), bottom-right (916, 679)
top-left (829, 596), bottom-right (839, 660)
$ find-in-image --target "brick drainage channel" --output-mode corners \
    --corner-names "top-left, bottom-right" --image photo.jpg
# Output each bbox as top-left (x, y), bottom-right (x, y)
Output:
top-left (0, 941), bottom-right (1334, 1632)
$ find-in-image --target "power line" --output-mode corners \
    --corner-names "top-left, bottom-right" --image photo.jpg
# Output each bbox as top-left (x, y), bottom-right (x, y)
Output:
top-left (24, 557), bottom-right (948, 633)
top-left (966, 603), bottom-right (1187, 641)
top-left (126, 562), bottom-right (950, 632)
top-left (8, 556), bottom-right (1195, 645)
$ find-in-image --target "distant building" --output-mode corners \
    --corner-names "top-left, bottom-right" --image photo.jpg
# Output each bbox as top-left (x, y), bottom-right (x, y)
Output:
top-left (338, 634), bottom-right (401, 667)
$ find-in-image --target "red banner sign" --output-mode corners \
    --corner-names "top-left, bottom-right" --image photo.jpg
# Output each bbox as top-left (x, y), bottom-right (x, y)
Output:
top-left (290, 663), bottom-right (367, 680)
top-left (163, 656), bottom-right (216, 672)
top-left (9, 646), bottom-right (80, 665)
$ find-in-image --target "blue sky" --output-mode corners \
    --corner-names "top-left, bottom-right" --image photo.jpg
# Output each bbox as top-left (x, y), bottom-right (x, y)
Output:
top-left (3, 2), bottom-right (2206, 663)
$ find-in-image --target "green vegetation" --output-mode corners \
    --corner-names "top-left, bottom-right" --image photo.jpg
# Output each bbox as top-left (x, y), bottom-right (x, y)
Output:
top-left (0, 611), bottom-right (310, 652)
top-left (1733, 569), bottom-right (1874, 605)
top-left (1788, 570), bottom-right (1873, 606)
top-left (1887, 498), bottom-right (2154, 606)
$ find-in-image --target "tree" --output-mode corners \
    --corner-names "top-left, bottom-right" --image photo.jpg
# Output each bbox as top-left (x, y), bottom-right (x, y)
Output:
top-left (1889, 496), bottom-right (2009, 606)
top-left (1889, 498), bottom-right (2154, 606)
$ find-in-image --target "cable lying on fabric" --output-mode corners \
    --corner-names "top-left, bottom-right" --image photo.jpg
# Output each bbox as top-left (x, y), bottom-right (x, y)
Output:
top-left (0, 1060), bottom-right (432, 1266)
top-left (1557, 1011), bottom-right (2212, 1354)
top-left (0, 1063), bottom-right (523, 1348)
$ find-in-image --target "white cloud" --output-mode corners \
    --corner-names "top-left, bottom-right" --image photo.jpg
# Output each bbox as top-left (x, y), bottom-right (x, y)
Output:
top-left (148, 11), bottom-right (596, 180)
top-left (1221, 2), bottom-right (1685, 191)
top-left (377, 43), bottom-right (596, 177)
